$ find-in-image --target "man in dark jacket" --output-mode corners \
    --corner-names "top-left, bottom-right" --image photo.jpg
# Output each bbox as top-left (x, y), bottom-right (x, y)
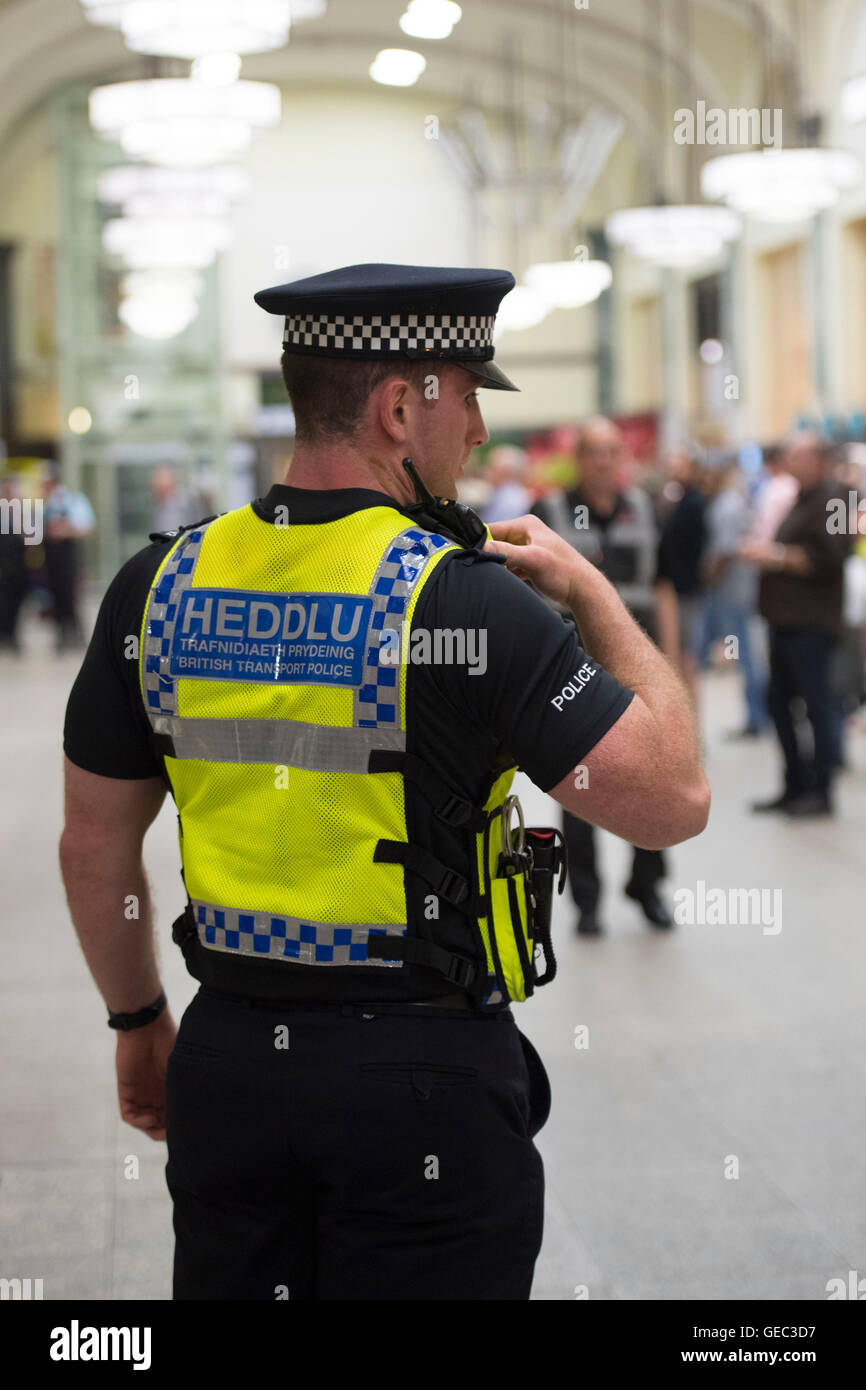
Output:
top-left (742, 433), bottom-right (851, 817)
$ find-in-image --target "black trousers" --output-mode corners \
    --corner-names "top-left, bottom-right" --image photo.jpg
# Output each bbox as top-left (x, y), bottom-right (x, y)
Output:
top-left (561, 809), bottom-right (665, 912)
top-left (165, 987), bottom-right (551, 1300)
top-left (766, 624), bottom-right (838, 797)
top-left (43, 538), bottom-right (81, 640)
top-left (0, 554), bottom-right (28, 643)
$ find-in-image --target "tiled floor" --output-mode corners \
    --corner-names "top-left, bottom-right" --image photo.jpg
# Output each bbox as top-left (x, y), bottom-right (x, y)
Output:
top-left (2, 617), bottom-right (864, 1300)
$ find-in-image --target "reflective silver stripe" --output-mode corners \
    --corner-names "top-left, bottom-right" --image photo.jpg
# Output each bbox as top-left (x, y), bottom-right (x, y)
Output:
top-left (192, 898), bottom-right (405, 967)
top-left (153, 715), bottom-right (405, 767)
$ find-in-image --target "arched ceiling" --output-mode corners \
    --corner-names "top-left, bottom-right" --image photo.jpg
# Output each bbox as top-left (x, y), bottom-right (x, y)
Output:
top-left (0, 0), bottom-right (809, 151)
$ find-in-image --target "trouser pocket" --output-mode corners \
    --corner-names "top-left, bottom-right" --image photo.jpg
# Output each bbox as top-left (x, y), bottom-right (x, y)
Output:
top-left (516, 1029), bottom-right (551, 1137)
top-left (359, 1060), bottom-right (478, 1101)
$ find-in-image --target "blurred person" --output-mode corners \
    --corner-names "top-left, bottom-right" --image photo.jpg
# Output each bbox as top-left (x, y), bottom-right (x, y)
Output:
top-left (743, 433), bottom-right (851, 817)
top-left (42, 463), bottom-right (95, 652)
top-left (701, 459), bottom-right (768, 737)
top-left (479, 444), bottom-right (531, 524)
top-left (748, 441), bottom-right (798, 543)
top-left (0, 476), bottom-right (29, 652)
top-left (828, 540), bottom-right (866, 767)
top-left (531, 417), bottom-right (669, 935)
top-left (828, 455), bottom-right (866, 767)
top-left (850, 533), bottom-right (866, 734)
top-left (150, 465), bottom-right (194, 534)
top-left (654, 451), bottom-right (708, 710)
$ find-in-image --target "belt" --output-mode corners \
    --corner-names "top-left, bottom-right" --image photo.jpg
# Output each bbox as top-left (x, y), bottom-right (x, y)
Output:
top-left (199, 986), bottom-right (509, 1015)
top-left (403, 993), bottom-right (479, 1010)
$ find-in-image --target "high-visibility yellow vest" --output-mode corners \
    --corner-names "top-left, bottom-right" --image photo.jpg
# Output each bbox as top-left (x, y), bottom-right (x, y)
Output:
top-left (139, 500), bottom-right (540, 1004)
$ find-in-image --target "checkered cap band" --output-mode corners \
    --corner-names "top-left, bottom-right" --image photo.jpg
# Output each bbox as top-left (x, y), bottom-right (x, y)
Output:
top-left (282, 311), bottom-right (496, 358)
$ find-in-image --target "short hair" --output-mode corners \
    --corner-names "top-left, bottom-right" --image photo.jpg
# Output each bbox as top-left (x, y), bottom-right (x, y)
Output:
top-left (280, 354), bottom-right (440, 445)
top-left (577, 416), bottom-right (622, 455)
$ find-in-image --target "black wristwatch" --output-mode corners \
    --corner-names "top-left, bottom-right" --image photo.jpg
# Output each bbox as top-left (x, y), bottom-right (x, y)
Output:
top-left (107, 990), bottom-right (167, 1031)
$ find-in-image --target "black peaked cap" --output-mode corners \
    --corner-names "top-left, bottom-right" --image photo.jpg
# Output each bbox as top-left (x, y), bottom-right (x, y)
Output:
top-left (253, 262), bottom-right (520, 391)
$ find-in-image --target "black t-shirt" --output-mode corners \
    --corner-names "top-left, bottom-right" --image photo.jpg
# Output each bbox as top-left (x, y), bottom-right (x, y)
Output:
top-left (655, 488), bottom-right (707, 597)
top-left (63, 485), bottom-right (634, 1000)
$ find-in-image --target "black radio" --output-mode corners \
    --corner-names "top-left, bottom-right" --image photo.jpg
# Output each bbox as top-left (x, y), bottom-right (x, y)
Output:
top-left (401, 457), bottom-right (487, 551)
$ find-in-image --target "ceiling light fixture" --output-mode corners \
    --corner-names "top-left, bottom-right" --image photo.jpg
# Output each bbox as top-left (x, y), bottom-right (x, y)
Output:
top-left (102, 215), bottom-right (233, 268)
top-left (700, 148), bottom-right (860, 222)
top-left (80, 0), bottom-right (292, 58)
top-left (118, 269), bottom-right (204, 339)
top-left (89, 78), bottom-right (281, 166)
top-left (525, 259), bottom-right (613, 309)
top-left (605, 205), bottom-right (741, 270)
top-left (369, 49), bottom-right (427, 87)
top-left (493, 286), bottom-right (549, 335)
top-left (399, 0), bottom-right (462, 41)
top-left (98, 164), bottom-right (250, 207)
top-left (190, 51), bottom-right (243, 86)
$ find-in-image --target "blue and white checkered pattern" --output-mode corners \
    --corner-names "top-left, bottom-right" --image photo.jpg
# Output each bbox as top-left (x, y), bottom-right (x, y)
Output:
top-left (141, 521), bottom-right (454, 732)
top-left (141, 524), bottom-right (213, 719)
top-left (192, 899), bottom-right (406, 966)
top-left (354, 527), bottom-right (452, 731)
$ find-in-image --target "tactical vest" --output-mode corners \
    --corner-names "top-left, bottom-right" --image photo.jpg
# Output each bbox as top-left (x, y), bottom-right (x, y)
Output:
top-left (542, 486), bottom-right (657, 618)
top-left (139, 500), bottom-right (558, 1007)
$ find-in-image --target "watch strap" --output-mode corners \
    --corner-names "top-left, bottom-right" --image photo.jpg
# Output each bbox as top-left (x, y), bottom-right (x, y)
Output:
top-left (107, 990), bottom-right (167, 1031)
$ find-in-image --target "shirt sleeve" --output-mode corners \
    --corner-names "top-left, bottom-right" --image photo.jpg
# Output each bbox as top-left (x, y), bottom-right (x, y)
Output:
top-left (63, 543), bottom-right (168, 779)
top-left (71, 492), bottom-right (96, 534)
top-left (708, 495), bottom-right (737, 557)
top-left (417, 550), bottom-right (635, 793)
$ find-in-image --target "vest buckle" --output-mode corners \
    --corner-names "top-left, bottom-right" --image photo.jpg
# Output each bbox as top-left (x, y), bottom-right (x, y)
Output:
top-left (438, 866), bottom-right (470, 906)
top-left (443, 954), bottom-right (476, 989)
top-left (437, 791), bottom-right (473, 828)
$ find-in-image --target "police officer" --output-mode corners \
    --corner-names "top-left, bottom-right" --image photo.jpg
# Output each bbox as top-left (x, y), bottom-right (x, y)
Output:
top-left (61, 263), bottom-right (710, 1301)
top-left (42, 462), bottom-right (95, 652)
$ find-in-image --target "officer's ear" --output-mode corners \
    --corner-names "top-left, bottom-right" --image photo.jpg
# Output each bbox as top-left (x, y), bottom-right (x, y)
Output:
top-left (377, 376), bottom-right (413, 444)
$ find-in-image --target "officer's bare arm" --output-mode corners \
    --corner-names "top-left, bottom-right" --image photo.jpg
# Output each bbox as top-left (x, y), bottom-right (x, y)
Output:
top-left (485, 516), bottom-right (710, 851)
top-left (59, 759), bottom-right (167, 1012)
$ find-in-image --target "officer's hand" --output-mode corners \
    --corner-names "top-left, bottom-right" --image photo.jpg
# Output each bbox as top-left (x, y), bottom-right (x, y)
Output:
top-left (115, 1009), bottom-right (178, 1142)
top-left (485, 514), bottom-right (593, 609)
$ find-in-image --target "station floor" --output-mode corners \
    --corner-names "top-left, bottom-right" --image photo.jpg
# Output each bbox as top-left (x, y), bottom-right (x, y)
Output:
top-left (1, 612), bottom-right (864, 1302)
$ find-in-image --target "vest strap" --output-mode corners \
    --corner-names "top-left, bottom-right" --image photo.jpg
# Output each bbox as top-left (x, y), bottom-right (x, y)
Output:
top-left (366, 932), bottom-right (476, 989)
top-left (374, 839), bottom-right (470, 906)
top-left (368, 750), bottom-right (487, 831)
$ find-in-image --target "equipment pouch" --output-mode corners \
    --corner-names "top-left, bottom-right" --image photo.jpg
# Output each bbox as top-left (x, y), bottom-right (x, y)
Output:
top-left (523, 827), bottom-right (568, 986)
top-left (480, 796), bottom-right (568, 1002)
